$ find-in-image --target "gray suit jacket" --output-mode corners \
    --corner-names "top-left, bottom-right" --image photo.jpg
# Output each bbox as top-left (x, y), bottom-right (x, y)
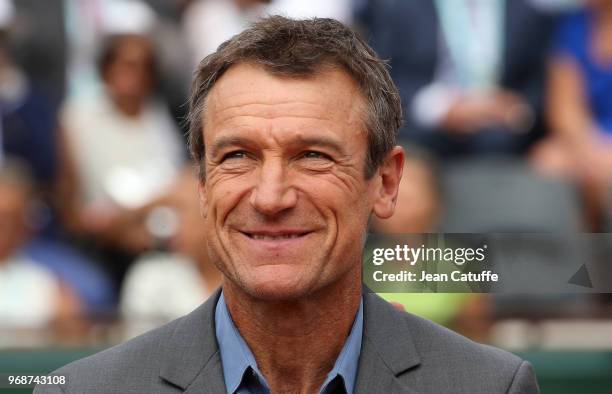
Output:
top-left (35, 289), bottom-right (538, 393)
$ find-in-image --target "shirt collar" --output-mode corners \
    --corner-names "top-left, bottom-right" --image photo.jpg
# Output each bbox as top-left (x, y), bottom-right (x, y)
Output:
top-left (215, 291), bottom-right (267, 393)
top-left (320, 297), bottom-right (363, 394)
top-left (215, 290), bottom-right (364, 394)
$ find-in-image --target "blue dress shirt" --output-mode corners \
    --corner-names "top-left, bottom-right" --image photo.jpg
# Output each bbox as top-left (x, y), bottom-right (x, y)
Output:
top-left (215, 291), bottom-right (364, 394)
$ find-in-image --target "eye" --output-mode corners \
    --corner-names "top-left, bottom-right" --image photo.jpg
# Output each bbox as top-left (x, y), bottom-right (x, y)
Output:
top-left (300, 151), bottom-right (333, 161)
top-left (221, 150), bottom-right (249, 161)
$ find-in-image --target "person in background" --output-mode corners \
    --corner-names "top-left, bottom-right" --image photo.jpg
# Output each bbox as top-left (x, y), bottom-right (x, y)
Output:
top-left (0, 0), bottom-right (58, 223)
top-left (370, 148), bottom-right (492, 341)
top-left (66, 0), bottom-right (191, 135)
top-left (1, 0), bottom-right (115, 317)
top-left (60, 32), bottom-right (185, 286)
top-left (359, 0), bottom-right (558, 159)
top-left (120, 170), bottom-right (222, 338)
top-left (0, 160), bottom-right (81, 332)
top-left (531, 0), bottom-right (612, 230)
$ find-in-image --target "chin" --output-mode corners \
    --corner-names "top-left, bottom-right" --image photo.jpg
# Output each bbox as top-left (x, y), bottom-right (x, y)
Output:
top-left (238, 265), bottom-right (317, 301)
top-left (250, 284), bottom-right (310, 301)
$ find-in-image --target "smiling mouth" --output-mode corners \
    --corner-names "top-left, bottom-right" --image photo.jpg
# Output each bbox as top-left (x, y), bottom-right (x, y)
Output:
top-left (239, 231), bottom-right (312, 240)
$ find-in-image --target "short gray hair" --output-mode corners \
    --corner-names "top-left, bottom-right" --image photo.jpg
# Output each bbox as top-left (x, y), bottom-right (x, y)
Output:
top-left (187, 16), bottom-right (402, 179)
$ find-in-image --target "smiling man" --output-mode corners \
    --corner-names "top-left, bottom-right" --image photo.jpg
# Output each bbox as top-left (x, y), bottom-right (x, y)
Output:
top-left (36, 16), bottom-right (538, 394)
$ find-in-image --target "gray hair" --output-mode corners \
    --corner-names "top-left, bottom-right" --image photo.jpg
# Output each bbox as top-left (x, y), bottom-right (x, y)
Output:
top-left (187, 16), bottom-right (402, 179)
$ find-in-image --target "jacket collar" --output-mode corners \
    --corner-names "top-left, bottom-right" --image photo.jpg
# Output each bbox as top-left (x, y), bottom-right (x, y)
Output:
top-left (354, 290), bottom-right (422, 394)
top-left (159, 288), bottom-right (225, 393)
top-left (158, 287), bottom-right (422, 393)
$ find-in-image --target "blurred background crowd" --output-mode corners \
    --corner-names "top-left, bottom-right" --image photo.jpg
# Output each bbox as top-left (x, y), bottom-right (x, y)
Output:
top-left (1, 0), bottom-right (612, 391)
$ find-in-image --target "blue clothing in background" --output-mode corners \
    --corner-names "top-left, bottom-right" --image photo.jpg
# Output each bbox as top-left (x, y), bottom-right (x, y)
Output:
top-left (25, 237), bottom-right (117, 315)
top-left (554, 10), bottom-right (612, 134)
top-left (1, 87), bottom-right (58, 185)
top-left (358, 0), bottom-right (557, 158)
top-left (1, 85), bottom-right (62, 238)
top-left (2, 83), bottom-right (117, 315)
top-left (215, 291), bottom-right (363, 394)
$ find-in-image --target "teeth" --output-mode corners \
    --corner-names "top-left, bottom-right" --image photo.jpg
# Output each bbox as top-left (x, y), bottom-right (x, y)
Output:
top-left (251, 234), bottom-right (302, 240)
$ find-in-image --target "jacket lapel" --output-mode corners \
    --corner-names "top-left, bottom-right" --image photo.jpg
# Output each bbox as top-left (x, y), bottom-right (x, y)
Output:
top-left (355, 291), bottom-right (422, 394)
top-left (184, 354), bottom-right (226, 394)
top-left (159, 288), bottom-right (226, 393)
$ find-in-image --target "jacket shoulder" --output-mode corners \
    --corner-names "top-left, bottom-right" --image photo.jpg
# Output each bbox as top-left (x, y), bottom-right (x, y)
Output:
top-left (41, 317), bottom-right (184, 393)
top-left (362, 293), bottom-right (537, 393)
top-left (400, 309), bottom-right (534, 392)
top-left (407, 309), bottom-right (519, 356)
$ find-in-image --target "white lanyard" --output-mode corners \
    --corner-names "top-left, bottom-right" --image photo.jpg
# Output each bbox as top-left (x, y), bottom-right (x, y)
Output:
top-left (434, 0), bottom-right (505, 91)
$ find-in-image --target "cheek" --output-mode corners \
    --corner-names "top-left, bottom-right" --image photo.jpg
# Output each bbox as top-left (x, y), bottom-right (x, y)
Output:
top-left (205, 173), bottom-right (253, 225)
top-left (296, 173), bottom-right (370, 230)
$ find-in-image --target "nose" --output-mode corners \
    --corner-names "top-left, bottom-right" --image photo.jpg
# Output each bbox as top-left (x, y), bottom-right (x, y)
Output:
top-left (249, 157), bottom-right (297, 216)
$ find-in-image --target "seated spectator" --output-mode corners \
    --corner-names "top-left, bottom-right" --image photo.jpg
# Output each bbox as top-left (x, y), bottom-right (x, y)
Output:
top-left (120, 171), bottom-right (222, 337)
top-left (1, 1), bottom-right (114, 319)
top-left (531, 0), bottom-right (612, 230)
top-left (60, 32), bottom-right (186, 285)
top-left (359, 0), bottom-right (558, 159)
top-left (0, 0), bottom-right (60, 236)
top-left (0, 160), bottom-right (81, 330)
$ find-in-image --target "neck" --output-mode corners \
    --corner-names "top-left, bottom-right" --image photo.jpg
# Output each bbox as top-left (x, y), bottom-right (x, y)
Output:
top-left (112, 95), bottom-right (143, 117)
top-left (223, 270), bottom-right (362, 393)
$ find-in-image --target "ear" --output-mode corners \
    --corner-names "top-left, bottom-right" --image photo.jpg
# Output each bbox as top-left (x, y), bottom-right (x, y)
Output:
top-left (372, 146), bottom-right (404, 219)
top-left (198, 179), bottom-right (208, 219)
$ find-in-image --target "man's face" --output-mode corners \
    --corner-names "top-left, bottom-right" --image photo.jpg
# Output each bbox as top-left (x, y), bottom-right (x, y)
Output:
top-left (199, 63), bottom-right (401, 300)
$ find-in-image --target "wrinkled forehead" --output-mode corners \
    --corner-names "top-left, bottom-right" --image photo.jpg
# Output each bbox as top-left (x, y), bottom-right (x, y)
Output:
top-left (202, 62), bottom-right (367, 132)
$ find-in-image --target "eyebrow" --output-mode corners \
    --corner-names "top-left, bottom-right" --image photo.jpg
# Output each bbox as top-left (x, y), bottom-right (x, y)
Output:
top-left (209, 136), bottom-right (252, 158)
top-left (209, 134), bottom-right (345, 158)
top-left (291, 135), bottom-right (345, 154)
